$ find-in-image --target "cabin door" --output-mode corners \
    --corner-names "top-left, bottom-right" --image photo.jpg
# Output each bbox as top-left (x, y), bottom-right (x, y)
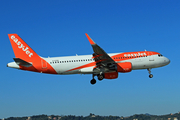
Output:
top-left (41, 59), bottom-right (47, 69)
top-left (149, 52), bottom-right (154, 61)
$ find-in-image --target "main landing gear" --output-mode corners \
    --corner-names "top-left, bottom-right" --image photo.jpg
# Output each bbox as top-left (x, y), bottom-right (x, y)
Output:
top-left (90, 74), bottom-right (96, 85)
top-left (90, 74), bottom-right (104, 85)
top-left (147, 68), bottom-right (153, 78)
top-left (97, 73), bottom-right (104, 81)
top-left (90, 78), bottom-right (96, 85)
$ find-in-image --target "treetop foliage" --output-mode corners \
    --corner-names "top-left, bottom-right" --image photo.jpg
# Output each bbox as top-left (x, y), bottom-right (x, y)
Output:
top-left (1, 112), bottom-right (180, 120)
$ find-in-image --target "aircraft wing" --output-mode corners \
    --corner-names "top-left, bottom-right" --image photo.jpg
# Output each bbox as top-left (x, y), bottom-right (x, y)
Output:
top-left (85, 33), bottom-right (116, 69)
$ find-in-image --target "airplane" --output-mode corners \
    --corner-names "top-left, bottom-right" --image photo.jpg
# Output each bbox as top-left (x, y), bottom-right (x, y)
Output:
top-left (7, 33), bottom-right (170, 85)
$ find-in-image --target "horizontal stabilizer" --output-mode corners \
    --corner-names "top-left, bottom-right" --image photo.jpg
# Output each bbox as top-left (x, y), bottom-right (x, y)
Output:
top-left (13, 58), bottom-right (32, 67)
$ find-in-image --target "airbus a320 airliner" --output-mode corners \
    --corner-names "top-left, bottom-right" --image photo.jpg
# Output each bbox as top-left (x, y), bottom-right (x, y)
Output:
top-left (7, 33), bottom-right (170, 84)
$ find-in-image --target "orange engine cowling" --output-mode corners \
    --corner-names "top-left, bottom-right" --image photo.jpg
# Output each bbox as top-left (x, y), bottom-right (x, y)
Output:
top-left (104, 72), bottom-right (118, 79)
top-left (116, 62), bottom-right (132, 73)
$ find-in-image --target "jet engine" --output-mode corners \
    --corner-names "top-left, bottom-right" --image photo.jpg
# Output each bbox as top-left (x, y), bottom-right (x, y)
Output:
top-left (104, 71), bottom-right (118, 79)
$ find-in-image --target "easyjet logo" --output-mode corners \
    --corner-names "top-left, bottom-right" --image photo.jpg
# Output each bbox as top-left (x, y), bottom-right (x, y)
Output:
top-left (124, 52), bottom-right (146, 57)
top-left (11, 35), bottom-right (33, 57)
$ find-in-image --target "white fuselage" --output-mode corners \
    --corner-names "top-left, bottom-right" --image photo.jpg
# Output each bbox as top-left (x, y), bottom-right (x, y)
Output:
top-left (43, 52), bottom-right (170, 75)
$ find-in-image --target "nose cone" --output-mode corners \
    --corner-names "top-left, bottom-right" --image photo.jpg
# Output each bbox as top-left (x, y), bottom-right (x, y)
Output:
top-left (164, 57), bottom-right (170, 65)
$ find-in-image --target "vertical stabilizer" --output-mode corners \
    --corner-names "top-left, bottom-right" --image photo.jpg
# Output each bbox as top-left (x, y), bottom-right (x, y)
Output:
top-left (8, 34), bottom-right (39, 62)
top-left (8, 34), bottom-right (57, 74)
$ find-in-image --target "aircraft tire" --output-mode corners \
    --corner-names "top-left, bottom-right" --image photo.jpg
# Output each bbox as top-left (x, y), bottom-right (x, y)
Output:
top-left (149, 74), bottom-right (153, 78)
top-left (97, 74), bottom-right (104, 81)
top-left (90, 79), bottom-right (96, 85)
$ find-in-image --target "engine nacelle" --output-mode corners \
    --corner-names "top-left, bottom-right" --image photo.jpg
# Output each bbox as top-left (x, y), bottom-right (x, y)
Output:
top-left (104, 72), bottom-right (118, 79)
top-left (116, 62), bottom-right (132, 73)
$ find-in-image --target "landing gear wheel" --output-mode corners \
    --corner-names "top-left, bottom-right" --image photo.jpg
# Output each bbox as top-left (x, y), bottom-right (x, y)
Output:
top-left (147, 68), bottom-right (153, 78)
top-left (149, 74), bottom-right (153, 78)
top-left (90, 79), bottom-right (96, 85)
top-left (97, 74), bottom-right (104, 81)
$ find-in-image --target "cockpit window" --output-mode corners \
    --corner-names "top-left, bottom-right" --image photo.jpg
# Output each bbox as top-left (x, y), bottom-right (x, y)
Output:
top-left (158, 54), bottom-right (163, 57)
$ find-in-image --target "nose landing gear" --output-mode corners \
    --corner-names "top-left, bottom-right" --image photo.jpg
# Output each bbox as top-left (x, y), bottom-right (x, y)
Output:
top-left (147, 68), bottom-right (153, 78)
top-left (149, 74), bottom-right (153, 78)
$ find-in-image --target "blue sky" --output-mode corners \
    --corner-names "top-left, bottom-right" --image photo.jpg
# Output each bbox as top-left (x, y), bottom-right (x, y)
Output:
top-left (0, 0), bottom-right (180, 119)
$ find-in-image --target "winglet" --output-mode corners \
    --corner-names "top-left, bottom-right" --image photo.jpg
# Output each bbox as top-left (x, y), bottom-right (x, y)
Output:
top-left (85, 33), bottom-right (96, 45)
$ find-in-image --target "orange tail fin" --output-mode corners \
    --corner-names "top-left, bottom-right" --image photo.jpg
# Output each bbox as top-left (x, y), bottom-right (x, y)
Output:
top-left (8, 34), bottom-right (39, 62)
top-left (8, 34), bottom-right (57, 74)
